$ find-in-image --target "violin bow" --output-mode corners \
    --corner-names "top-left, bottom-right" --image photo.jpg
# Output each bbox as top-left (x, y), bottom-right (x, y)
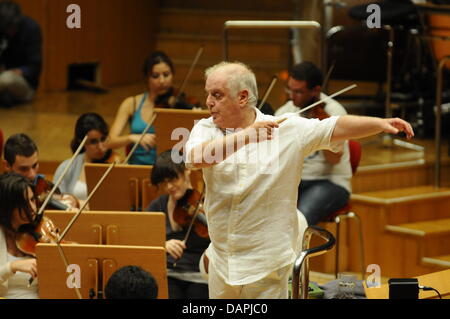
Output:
top-left (181, 188), bottom-right (206, 244)
top-left (176, 45), bottom-right (204, 101)
top-left (55, 114), bottom-right (158, 298)
top-left (258, 75), bottom-right (278, 110)
top-left (276, 84), bottom-right (357, 124)
top-left (173, 188), bottom-right (206, 268)
top-left (123, 113), bottom-right (157, 164)
top-left (58, 112), bottom-right (158, 242)
top-left (322, 60), bottom-right (336, 94)
top-left (35, 136), bottom-right (88, 218)
top-left (30, 135), bottom-right (87, 297)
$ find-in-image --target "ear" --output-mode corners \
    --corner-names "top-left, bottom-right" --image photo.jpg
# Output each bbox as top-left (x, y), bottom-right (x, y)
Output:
top-left (238, 89), bottom-right (249, 108)
top-left (312, 85), bottom-right (322, 97)
top-left (3, 159), bottom-right (11, 171)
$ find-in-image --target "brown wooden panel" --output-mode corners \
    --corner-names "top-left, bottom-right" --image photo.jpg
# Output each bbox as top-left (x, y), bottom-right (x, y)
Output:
top-left (44, 210), bottom-right (166, 247)
top-left (154, 108), bottom-right (210, 155)
top-left (16, 0), bottom-right (158, 91)
top-left (85, 163), bottom-right (152, 211)
top-left (36, 243), bottom-right (168, 299)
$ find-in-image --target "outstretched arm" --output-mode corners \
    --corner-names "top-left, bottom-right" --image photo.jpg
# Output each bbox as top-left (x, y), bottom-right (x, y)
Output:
top-left (331, 115), bottom-right (414, 142)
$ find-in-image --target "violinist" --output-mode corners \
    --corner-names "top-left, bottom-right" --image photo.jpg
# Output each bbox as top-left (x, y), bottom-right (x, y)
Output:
top-left (3, 133), bottom-right (79, 210)
top-left (53, 113), bottom-right (121, 201)
top-left (0, 172), bottom-right (38, 299)
top-left (275, 62), bottom-right (351, 225)
top-left (107, 51), bottom-right (199, 166)
top-left (146, 150), bottom-right (209, 299)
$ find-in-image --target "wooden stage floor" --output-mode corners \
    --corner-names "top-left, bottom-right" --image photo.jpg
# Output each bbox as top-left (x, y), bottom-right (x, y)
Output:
top-left (0, 82), bottom-right (448, 172)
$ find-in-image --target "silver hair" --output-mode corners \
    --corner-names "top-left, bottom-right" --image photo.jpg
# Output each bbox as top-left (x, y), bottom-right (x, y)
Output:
top-left (205, 61), bottom-right (258, 108)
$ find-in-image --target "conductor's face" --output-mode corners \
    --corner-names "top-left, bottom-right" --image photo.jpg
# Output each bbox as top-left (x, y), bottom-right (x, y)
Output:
top-left (205, 70), bottom-right (240, 129)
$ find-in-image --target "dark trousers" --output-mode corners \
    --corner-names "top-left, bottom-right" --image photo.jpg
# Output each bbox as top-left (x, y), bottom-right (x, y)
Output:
top-left (298, 180), bottom-right (350, 226)
top-left (168, 277), bottom-right (209, 299)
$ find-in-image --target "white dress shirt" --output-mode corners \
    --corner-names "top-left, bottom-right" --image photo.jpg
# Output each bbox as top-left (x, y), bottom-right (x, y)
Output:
top-left (276, 93), bottom-right (352, 193)
top-left (185, 107), bottom-right (340, 285)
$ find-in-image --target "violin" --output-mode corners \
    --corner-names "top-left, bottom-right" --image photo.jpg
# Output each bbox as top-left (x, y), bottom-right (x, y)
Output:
top-left (154, 45), bottom-right (203, 110)
top-left (92, 148), bottom-right (121, 164)
top-left (154, 87), bottom-right (200, 110)
top-left (305, 97), bottom-right (330, 121)
top-left (173, 189), bottom-right (208, 239)
top-left (33, 174), bottom-right (79, 211)
top-left (15, 214), bottom-right (66, 258)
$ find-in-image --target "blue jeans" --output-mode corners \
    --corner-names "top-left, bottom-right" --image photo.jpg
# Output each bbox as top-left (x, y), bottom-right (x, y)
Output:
top-left (298, 180), bottom-right (350, 226)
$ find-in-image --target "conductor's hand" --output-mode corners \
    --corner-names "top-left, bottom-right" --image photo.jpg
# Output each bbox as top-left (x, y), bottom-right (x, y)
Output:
top-left (11, 258), bottom-right (38, 278)
top-left (165, 239), bottom-right (186, 260)
top-left (246, 121), bottom-right (279, 143)
top-left (383, 118), bottom-right (414, 139)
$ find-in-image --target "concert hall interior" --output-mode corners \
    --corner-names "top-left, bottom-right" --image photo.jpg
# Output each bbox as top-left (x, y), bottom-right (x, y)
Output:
top-left (1, 0), bottom-right (450, 300)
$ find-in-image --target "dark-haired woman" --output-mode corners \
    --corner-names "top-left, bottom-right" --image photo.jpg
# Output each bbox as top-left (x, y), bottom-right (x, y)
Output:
top-left (146, 150), bottom-right (209, 299)
top-left (0, 172), bottom-right (38, 298)
top-left (107, 51), bottom-right (198, 166)
top-left (53, 113), bottom-right (120, 201)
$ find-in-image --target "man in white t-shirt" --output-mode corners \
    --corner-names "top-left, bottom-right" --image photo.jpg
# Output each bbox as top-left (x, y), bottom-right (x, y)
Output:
top-left (185, 61), bottom-right (414, 299)
top-left (276, 62), bottom-right (351, 225)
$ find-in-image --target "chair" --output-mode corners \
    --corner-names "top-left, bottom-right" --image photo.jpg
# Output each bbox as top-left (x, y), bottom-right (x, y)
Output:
top-left (322, 140), bottom-right (365, 279)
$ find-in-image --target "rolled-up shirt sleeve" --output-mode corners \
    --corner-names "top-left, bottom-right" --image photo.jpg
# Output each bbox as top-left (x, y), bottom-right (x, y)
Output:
top-left (296, 115), bottom-right (341, 157)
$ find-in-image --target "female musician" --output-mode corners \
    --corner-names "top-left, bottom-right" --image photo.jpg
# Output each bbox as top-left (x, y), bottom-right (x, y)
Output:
top-left (0, 172), bottom-right (38, 299)
top-left (53, 113), bottom-right (120, 201)
top-left (146, 150), bottom-right (209, 299)
top-left (107, 51), bottom-right (199, 166)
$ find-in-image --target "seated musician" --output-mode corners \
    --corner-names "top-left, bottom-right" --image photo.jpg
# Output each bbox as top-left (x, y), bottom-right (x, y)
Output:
top-left (275, 62), bottom-right (352, 226)
top-left (53, 113), bottom-right (120, 201)
top-left (3, 133), bottom-right (79, 209)
top-left (106, 51), bottom-right (199, 166)
top-left (146, 150), bottom-right (209, 299)
top-left (0, 172), bottom-right (38, 299)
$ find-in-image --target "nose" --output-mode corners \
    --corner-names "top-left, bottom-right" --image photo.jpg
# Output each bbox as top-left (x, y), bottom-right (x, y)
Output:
top-left (98, 140), bottom-right (107, 151)
top-left (158, 75), bottom-right (166, 84)
top-left (27, 169), bottom-right (37, 181)
top-left (166, 181), bottom-right (175, 191)
top-left (206, 95), bottom-right (214, 109)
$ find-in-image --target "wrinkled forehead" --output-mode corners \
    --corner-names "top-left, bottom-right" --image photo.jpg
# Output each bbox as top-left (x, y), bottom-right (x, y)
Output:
top-left (205, 70), bottom-right (229, 91)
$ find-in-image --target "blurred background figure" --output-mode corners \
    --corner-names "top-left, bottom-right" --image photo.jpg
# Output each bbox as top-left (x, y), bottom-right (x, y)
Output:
top-left (0, 0), bottom-right (42, 108)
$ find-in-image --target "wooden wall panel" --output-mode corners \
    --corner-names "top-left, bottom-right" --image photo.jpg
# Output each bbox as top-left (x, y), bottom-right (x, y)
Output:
top-left (13, 0), bottom-right (158, 91)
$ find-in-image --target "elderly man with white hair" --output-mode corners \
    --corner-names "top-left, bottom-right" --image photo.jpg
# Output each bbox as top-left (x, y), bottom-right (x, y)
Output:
top-left (185, 61), bottom-right (414, 299)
